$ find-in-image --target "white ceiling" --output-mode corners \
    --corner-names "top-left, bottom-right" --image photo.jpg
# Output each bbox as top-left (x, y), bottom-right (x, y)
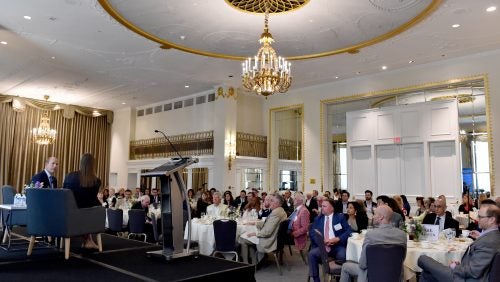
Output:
top-left (0, 0), bottom-right (499, 110)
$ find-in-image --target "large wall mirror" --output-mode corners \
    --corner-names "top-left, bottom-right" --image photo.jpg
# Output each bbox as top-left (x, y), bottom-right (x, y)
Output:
top-left (269, 105), bottom-right (304, 191)
top-left (324, 78), bottom-right (493, 199)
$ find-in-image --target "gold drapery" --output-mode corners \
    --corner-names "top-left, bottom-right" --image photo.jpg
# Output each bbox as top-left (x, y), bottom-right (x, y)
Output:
top-left (0, 101), bottom-right (111, 192)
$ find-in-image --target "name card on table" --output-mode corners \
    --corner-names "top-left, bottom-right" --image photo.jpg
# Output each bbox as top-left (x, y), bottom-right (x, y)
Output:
top-left (421, 224), bottom-right (439, 241)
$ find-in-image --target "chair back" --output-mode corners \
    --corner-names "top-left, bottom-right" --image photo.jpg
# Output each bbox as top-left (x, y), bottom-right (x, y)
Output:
top-left (150, 213), bottom-right (159, 242)
top-left (128, 209), bottom-right (146, 233)
top-left (313, 229), bottom-right (331, 275)
top-left (1, 185), bottom-right (16, 204)
top-left (213, 219), bottom-right (237, 252)
top-left (26, 188), bottom-right (105, 237)
top-left (106, 208), bottom-right (124, 232)
top-left (276, 220), bottom-right (289, 252)
top-left (489, 252), bottom-right (500, 282)
top-left (366, 244), bottom-right (406, 282)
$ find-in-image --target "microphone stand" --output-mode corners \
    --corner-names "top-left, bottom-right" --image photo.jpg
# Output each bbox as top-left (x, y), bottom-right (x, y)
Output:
top-left (154, 129), bottom-right (184, 160)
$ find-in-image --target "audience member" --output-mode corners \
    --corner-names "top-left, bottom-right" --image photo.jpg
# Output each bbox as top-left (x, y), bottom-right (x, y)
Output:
top-left (97, 188), bottom-right (110, 208)
top-left (323, 191), bottom-right (331, 199)
top-left (258, 196), bottom-right (272, 219)
top-left (223, 191), bottom-right (234, 206)
top-left (289, 193), bottom-right (310, 251)
top-left (401, 194), bottom-right (411, 216)
top-left (377, 196), bottom-right (405, 228)
top-left (345, 201), bottom-right (368, 233)
top-left (63, 153), bottom-right (101, 249)
top-left (415, 196), bottom-right (425, 216)
top-left (196, 191), bottom-right (211, 217)
top-left (418, 204), bottom-right (499, 281)
top-left (150, 188), bottom-right (160, 204)
top-left (337, 190), bottom-right (350, 214)
top-left (393, 195), bottom-right (407, 216)
top-left (31, 156), bottom-right (59, 188)
top-left (206, 191), bottom-right (228, 217)
top-left (363, 190), bottom-right (377, 218)
top-left (332, 188), bottom-right (340, 201)
top-left (282, 190), bottom-right (294, 216)
top-left (242, 196), bottom-right (261, 219)
top-left (305, 192), bottom-right (319, 222)
top-left (131, 195), bottom-right (155, 241)
top-left (308, 198), bottom-right (352, 282)
top-left (239, 193), bottom-right (287, 265)
top-left (187, 189), bottom-right (197, 215)
top-left (422, 197), bottom-right (460, 237)
top-left (340, 205), bottom-right (407, 282)
top-left (458, 191), bottom-right (474, 214)
top-left (232, 190), bottom-right (247, 211)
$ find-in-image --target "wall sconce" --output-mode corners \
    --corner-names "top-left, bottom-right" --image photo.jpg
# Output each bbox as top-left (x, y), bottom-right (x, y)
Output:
top-left (216, 86), bottom-right (237, 100)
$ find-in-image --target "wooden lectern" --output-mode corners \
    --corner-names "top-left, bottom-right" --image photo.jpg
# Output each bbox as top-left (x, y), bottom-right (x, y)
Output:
top-left (142, 157), bottom-right (198, 260)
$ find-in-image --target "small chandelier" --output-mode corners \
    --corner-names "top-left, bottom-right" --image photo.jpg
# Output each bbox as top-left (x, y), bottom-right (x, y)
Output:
top-left (32, 95), bottom-right (57, 145)
top-left (242, 8), bottom-right (292, 97)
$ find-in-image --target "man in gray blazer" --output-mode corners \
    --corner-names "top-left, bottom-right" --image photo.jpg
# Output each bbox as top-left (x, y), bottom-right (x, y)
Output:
top-left (340, 205), bottom-right (407, 282)
top-left (239, 192), bottom-right (287, 264)
top-left (418, 203), bottom-right (500, 282)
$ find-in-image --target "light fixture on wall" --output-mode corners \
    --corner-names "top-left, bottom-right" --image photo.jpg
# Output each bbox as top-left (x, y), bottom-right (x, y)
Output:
top-left (227, 131), bottom-right (236, 171)
top-left (241, 6), bottom-right (292, 97)
top-left (32, 95), bottom-right (57, 145)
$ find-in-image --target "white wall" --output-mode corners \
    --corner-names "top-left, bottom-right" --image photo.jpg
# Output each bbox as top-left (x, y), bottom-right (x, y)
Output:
top-left (237, 93), bottom-right (265, 135)
top-left (109, 107), bottom-right (133, 188)
top-left (265, 49), bottom-right (500, 194)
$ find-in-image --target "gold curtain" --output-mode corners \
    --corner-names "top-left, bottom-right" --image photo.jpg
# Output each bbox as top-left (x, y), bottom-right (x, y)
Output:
top-left (191, 168), bottom-right (208, 193)
top-left (0, 102), bottom-right (111, 192)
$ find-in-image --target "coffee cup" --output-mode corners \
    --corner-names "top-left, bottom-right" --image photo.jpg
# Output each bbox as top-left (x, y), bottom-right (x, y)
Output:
top-left (461, 230), bottom-right (470, 237)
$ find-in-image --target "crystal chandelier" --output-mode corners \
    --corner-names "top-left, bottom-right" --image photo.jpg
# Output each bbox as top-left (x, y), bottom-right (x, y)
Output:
top-left (32, 95), bottom-right (57, 145)
top-left (242, 9), bottom-right (292, 97)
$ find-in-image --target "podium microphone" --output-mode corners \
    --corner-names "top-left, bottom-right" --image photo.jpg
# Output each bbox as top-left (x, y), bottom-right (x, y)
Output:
top-left (154, 129), bottom-right (184, 160)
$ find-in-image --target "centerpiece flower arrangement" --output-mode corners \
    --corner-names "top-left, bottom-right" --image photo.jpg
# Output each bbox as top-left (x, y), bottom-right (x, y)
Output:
top-left (226, 205), bottom-right (238, 220)
top-left (402, 219), bottom-right (424, 241)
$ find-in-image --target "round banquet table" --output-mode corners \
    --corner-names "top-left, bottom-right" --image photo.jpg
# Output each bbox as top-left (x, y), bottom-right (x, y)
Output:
top-left (346, 235), bottom-right (472, 280)
top-left (183, 218), bottom-right (258, 256)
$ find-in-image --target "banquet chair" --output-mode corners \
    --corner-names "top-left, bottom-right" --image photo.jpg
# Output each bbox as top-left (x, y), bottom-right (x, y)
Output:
top-left (212, 219), bottom-right (238, 261)
top-left (267, 220), bottom-right (291, 275)
top-left (128, 209), bottom-right (147, 242)
top-left (489, 252), bottom-right (500, 282)
top-left (26, 188), bottom-right (105, 259)
top-left (307, 230), bottom-right (342, 282)
top-left (283, 219), bottom-right (308, 265)
top-left (366, 244), bottom-right (406, 282)
top-left (106, 208), bottom-right (125, 236)
top-left (1, 185), bottom-right (27, 248)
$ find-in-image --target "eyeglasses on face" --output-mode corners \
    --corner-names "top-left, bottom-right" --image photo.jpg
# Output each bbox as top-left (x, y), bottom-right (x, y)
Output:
top-left (477, 215), bottom-right (492, 219)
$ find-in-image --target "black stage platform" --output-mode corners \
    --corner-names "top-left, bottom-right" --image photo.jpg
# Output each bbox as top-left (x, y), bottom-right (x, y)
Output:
top-left (0, 230), bottom-right (255, 282)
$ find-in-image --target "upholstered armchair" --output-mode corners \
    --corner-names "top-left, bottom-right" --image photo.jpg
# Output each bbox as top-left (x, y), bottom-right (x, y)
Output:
top-left (25, 188), bottom-right (106, 259)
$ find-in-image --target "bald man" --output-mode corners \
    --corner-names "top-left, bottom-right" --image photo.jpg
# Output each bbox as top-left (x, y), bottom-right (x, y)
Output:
top-left (422, 197), bottom-right (461, 237)
top-left (340, 205), bottom-right (407, 282)
top-left (31, 157), bottom-right (59, 188)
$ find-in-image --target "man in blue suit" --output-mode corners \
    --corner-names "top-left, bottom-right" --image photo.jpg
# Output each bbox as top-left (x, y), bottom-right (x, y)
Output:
top-left (31, 157), bottom-right (58, 188)
top-left (308, 198), bottom-right (352, 282)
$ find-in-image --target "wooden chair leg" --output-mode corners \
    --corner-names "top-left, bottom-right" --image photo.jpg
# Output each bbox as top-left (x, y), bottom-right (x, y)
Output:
top-left (96, 233), bottom-right (103, 252)
top-left (273, 253), bottom-right (283, 275)
top-left (64, 238), bottom-right (70, 259)
top-left (27, 236), bottom-right (36, 256)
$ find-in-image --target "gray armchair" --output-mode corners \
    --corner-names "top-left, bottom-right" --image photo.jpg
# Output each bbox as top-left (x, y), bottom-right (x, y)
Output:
top-left (26, 188), bottom-right (106, 259)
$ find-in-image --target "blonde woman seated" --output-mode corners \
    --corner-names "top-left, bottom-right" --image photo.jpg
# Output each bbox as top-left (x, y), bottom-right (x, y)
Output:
top-left (242, 196), bottom-right (261, 220)
top-left (206, 191), bottom-right (228, 217)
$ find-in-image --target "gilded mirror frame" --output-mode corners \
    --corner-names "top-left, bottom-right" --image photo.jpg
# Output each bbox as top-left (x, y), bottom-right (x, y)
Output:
top-left (319, 74), bottom-right (494, 195)
top-left (269, 104), bottom-right (305, 192)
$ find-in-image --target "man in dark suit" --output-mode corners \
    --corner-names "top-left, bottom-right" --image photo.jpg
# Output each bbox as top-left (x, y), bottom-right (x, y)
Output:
top-left (31, 157), bottom-right (58, 188)
top-left (308, 198), bottom-right (352, 282)
top-left (340, 205), bottom-right (407, 282)
top-left (232, 190), bottom-right (247, 211)
top-left (422, 197), bottom-right (461, 237)
top-left (150, 188), bottom-right (160, 204)
top-left (305, 192), bottom-right (318, 222)
top-left (363, 189), bottom-right (377, 218)
top-left (335, 190), bottom-right (350, 214)
top-left (418, 204), bottom-right (500, 281)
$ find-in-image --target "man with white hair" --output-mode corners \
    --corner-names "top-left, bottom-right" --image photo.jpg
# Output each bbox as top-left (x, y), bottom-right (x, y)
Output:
top-left (206, 191), bottom-right (228, 217)
top-left (422, 197), bottom-right (460, 237)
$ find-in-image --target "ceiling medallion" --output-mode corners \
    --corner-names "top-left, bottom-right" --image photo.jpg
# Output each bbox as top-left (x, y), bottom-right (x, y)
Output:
top-left (225, 0), bottom-right (309, 14)
top-left (242, 9), bottom-right (292, 97)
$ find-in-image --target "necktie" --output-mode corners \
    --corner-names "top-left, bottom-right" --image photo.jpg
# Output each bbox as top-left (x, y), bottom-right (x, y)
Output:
top-left (324, 216), bottom-right (331, 252)
top-left (435, 216), bottom-right (440, 226)
top-left (49, 176), bottom-right (55, 188)
top-left (288, 209), bottom-right (298, 230)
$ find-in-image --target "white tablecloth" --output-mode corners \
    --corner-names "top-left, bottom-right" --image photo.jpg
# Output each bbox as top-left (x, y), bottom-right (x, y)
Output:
top-left (346, 236), bottom-right (471, 279)
top-left (183, 219), bottom-right (257, 255)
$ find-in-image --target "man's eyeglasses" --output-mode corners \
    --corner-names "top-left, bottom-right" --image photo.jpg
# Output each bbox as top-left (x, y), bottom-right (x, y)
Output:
top-left (434, 205), bottom-right (443, 208)
top-left (477, 215), bottom-right (492, 219)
